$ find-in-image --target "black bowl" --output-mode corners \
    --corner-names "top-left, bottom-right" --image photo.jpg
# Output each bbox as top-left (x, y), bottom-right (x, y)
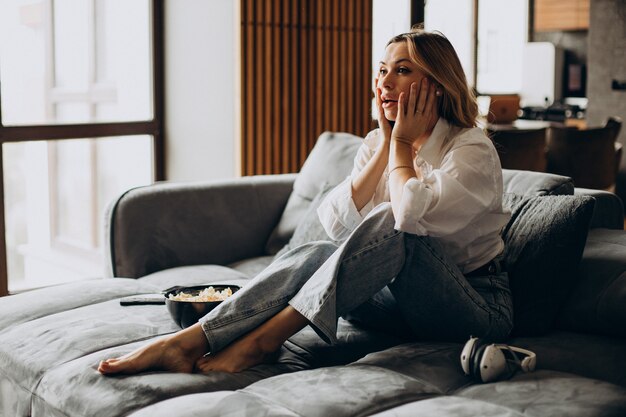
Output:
top-left (164, 284), bottom-right (241, 329)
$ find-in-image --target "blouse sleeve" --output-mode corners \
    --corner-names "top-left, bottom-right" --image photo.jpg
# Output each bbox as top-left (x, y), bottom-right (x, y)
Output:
top-left (317, 134), bottom-right (378, 241)
top-left (393, 141), bottom-right (501, 237)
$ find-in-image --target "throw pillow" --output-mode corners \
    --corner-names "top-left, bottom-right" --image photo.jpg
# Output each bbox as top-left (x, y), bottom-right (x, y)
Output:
top-left (274, 183), bottom-right (339, 259)
top-left (265, 131), bottom-right (362, 254)
top-left (501, 193), bottom-right (595, 336)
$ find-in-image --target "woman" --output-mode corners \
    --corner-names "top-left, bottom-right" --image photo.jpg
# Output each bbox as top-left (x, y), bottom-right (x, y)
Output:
top-left (98, 28), bottom-right (513, 376)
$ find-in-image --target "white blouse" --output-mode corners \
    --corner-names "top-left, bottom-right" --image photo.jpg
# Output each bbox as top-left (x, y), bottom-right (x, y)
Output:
top-left (317, 118), bottom-right (511, 274)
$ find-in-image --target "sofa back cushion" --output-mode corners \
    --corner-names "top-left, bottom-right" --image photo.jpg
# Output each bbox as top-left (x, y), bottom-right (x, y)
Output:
top-left (502, 169), bottom-right (574, 196)
top-left (265, 132), bottom-right (362, 254)
top-left (273, 183), bottom-right (339, 259)
top-left (502, 193), bottom-right (595, 336)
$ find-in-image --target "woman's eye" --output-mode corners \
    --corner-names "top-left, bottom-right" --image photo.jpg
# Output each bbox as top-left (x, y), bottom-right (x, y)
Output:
top-left (379, 68), bottom-right (387, 75)
top-left (398, 67), bottom-right (410, 74)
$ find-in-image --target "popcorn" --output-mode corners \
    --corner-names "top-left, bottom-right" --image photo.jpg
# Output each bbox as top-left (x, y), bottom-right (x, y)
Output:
top-left (168, 286), bottom-right (233, 302)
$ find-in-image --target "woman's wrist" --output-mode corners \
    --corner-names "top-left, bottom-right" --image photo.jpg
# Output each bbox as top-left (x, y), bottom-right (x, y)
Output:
top-left (391, 134), bottom-right (415, 148)
top-left (390, 140), bottom-right (413, 153)
top-left (390, 141), bottom-right (414, 167)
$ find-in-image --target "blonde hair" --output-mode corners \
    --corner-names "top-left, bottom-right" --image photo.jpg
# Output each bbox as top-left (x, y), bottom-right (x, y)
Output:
top-left (387, 27), bottom-right (478, 128)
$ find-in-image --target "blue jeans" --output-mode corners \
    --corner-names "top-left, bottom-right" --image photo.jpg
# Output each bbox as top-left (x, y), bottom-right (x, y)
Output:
top-left (199, 203), bottom-right (513, 353)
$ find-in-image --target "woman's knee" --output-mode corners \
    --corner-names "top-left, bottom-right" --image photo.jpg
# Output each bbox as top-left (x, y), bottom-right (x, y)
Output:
top-left (359, 203), bottom-right (396, 231)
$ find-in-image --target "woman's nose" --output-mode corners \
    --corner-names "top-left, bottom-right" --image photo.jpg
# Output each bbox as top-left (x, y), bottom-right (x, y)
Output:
top-left (380, 74), bottom-right (393, 89)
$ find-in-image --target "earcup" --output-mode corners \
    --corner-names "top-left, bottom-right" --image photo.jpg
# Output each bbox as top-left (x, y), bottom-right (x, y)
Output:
top-left (461, 336), bottom-right (478, 375)
top-left (477, 345), bottom-right (507, 383)
top-left (471, 342), bottom-right (489, 380)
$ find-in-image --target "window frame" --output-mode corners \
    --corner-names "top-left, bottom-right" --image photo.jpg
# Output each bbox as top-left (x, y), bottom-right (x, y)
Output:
top-left (0, 0), bottom-right (165, 296)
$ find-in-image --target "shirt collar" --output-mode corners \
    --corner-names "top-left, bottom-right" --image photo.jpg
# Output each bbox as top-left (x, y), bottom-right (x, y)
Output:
top-left (416, 117), bottom-right (449, 165)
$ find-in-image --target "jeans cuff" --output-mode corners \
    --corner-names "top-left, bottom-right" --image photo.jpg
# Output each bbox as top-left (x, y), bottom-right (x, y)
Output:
top-left (289, 298), bottom-right (338, 345)
top-left (200, 319), bottom-right (222, 353)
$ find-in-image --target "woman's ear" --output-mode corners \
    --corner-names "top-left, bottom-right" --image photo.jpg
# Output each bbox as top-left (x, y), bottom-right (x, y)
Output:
top-left (434, 82), bottom-right (443, 96)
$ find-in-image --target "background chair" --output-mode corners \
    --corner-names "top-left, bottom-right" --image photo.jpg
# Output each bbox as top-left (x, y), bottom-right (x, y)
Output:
top-left (547, 117), bottom-right (623, 191)
top-left (488, 127), bottom-right (548, 172)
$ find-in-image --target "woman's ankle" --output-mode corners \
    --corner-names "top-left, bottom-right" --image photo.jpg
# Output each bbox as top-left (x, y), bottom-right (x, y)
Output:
top-left (168, 323), bottom-right (210, 357)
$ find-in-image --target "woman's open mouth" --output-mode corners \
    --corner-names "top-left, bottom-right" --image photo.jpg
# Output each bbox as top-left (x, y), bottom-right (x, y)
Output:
top-left (382, 99), bottom-right (398, 108)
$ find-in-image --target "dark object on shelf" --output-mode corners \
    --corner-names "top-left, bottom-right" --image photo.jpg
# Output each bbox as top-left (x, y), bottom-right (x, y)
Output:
top-left (612, 79), bottom-right (626, 91)
top-left (519, 102), bottom-right (586, 122)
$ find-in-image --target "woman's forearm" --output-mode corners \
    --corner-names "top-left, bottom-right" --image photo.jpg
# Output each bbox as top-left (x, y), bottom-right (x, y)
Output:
top-left (388, 141), bottom-right (417, 217)
top-left (351, 144), bottom-right (390, 211)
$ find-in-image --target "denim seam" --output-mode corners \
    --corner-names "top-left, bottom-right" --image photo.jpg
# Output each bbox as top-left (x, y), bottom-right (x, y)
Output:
top-left (415, 237), bottom-right (492, 316)
top-left (367, 295), bottom-right (396, 314)
top-left (343, 231), bottom-right (402, 263)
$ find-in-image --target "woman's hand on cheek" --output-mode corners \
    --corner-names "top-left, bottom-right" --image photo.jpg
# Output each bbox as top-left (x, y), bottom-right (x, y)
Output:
top-left (375, 86), bottom-right (392, 147)
top-left (392, 79), bottom-right (437, 149)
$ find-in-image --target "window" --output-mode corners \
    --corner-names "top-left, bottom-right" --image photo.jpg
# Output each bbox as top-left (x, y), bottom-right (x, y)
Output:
top-left (424, 0), bottom-right (475, 87)
top-left (424, 0), bottom-right (529, 94)
top-left (476, 0), bottom-right (528, 94)
top-left (0, 0), bottom-right (164, 295)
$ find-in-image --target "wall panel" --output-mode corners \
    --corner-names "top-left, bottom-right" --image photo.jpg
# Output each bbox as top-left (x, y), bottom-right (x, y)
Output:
top-left (241, 0), bottom-right (373, 175)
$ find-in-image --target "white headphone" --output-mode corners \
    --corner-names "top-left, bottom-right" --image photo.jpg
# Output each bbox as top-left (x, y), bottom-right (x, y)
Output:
top-left (460, 336), bottom-right (537, 383)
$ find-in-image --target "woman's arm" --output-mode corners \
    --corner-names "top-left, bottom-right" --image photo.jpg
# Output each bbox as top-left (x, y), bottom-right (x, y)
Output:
top-left (351, 86), bottom-right (392, 211)
top-left (388, 79), bottom-right (437, 218)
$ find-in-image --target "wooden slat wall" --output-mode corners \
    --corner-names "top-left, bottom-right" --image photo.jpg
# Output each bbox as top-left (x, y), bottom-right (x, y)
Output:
top-left (241, 0), bottom-right (373, 176)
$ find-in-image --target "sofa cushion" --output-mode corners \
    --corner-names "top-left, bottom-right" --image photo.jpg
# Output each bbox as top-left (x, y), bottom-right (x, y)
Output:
top-left (0, 299), bottom-right (179, 398)
top-left (502, 194), bottom-right (595, 336)
top-left (25, 318), bottom-right (401, 417)
top-left (502, 169), bottom-right (574, 196)
top-left (510, 330), bottom-right (626, 388)
top-left (127, 350), bottom-right (626, 417)
top-left (274, 183), bottom-right (338, 259)
top-left (0, 278), bottom-right (159, 332)
top-left (555, 228), bottom-right (626, 338)
top-left (265, 132), bottom-right (362, 254)
top-left (457, 370), bottom-right (626, 417)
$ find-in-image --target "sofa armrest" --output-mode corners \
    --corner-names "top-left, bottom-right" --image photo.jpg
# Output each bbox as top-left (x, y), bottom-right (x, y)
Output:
top-left (104, 174), bottom-right (297, 278)
top-left (575, 188), bottom-right (624, 230)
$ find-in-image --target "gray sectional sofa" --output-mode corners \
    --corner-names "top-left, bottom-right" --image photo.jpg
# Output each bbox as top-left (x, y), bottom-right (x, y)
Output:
top-left (1, 132), bottom-right (626, 417)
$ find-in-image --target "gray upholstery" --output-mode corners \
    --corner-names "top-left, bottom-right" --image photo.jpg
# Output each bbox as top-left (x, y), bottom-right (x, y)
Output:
top-left (502, 169), bottom-right (575, 196)
top-left (575, 187), bottom-right (624, 229)
top-left (556, 228), bottom-right (626, 338)
top-left (2, 131), bottom-right (626, 416)
top-left (105, 174), bottom-right (296, 278)
top-left (501, 194), bottom-right (595, 335)
top-left (265, 132), bottom-right (362, 254)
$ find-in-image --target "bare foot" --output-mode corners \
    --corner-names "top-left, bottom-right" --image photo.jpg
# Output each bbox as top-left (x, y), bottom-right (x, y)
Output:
top-left (98, 324), bottom-right (209, 375)
top-left (194, 306), bottom-right (308, 373)
top-left (194, 333), bottom-right (279, 373)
